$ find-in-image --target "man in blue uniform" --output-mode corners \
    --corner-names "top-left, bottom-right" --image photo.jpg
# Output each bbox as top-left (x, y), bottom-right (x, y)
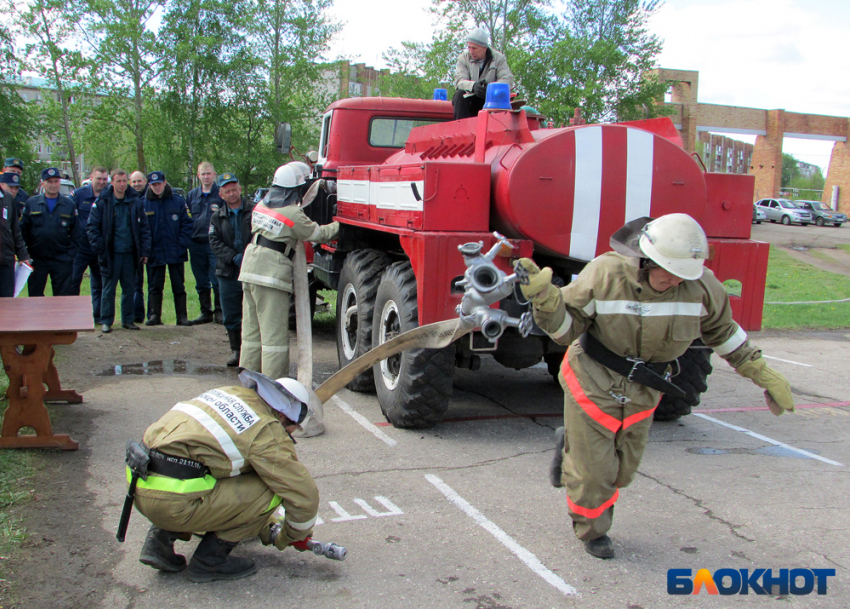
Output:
top-left (71, 166), bottom-right (109, 324)
top-left (20, 167), bottom-right (85, 297)
top-left (186, 161), bottom-right (224, 325)
top-left (4, 158), bottom-right (29, 216)
top-left (87, 168), bottom-right (152, 333)
top-left (130, 171), bottom-right (148, 322)
top-left (143, 171), bottom-right (193, 326)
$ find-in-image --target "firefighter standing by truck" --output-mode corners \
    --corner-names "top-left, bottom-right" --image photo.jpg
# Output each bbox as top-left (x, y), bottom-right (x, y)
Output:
top-left (238, 162), bottom-right (338, 379)
top-left (128, 370), bottom-right (320, 583)
top-left (519, 213), bottom-right (795, 559)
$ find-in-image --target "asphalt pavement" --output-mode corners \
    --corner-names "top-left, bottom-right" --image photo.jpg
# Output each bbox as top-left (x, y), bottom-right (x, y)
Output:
top-left (74, 326), bottom-right (850, 608)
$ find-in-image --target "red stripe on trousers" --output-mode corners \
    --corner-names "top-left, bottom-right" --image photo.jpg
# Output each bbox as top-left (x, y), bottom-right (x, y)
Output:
top-left (560, 357), bottom-right (622, 433)
top-left (567, 488), bottom-right (620, 519)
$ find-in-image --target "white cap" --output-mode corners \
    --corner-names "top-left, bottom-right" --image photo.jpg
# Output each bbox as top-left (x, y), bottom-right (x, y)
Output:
top-left (638, 213), bottom-right (708, 280)
top-left (467, 27), bottom-right (489, 48)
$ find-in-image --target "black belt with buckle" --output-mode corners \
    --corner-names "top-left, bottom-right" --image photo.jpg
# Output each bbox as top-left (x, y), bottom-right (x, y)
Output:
top-left (580, 333), bottom-right (686, 399)
top-left (256, 234), bottom-right (295, 261)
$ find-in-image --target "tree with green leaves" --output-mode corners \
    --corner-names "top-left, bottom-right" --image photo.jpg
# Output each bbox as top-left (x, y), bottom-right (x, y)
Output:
top-left (0, 26), bottom-right (37, 177)
top-left (77, 0), bottom-right (167, 174)
top-left (11, 0), bottom-right (93, 184)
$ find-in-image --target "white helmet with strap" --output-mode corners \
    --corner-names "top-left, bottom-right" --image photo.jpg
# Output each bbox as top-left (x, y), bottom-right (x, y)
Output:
top-left (638, 213), bottom-right (708, 280)
top-left (271, 162), bottom-right (308, 188)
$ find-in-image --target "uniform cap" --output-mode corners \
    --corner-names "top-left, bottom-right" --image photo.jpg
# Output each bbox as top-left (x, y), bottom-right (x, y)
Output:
top-left (147, 171), bottom-right (165, 184)
top-left (0, 173), bottom-right (21, 185)
top-left (41, 167), bottom-right (60, 181)
top-left (4, 158), bottom-right (24, 169)
top-left (467, 27), bottom-right (490, 48)
top-left (217, 172), bottom-right (239, 187)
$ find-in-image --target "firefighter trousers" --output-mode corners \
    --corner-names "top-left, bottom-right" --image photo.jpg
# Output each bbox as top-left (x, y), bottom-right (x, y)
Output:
top-left (240, 282), bottom-right (291, 379)
top-left (558, 353), bottom-right (660, 541)
top-left (134, 473), bottom-right (280, 543)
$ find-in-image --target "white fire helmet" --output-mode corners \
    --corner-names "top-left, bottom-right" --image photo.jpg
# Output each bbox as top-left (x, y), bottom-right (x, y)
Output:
top-left (271, 162), bottom-right (308, 189)
top-left (276, 377), bottom-right (325, 436)
top-left (638, 213), bottom-right (708, 280)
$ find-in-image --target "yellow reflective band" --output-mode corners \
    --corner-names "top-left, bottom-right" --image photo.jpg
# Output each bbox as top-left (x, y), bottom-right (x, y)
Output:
top-left (268, 495), bottom-right (282, 512)
top-left (127, 467), bottom-right (217, 493)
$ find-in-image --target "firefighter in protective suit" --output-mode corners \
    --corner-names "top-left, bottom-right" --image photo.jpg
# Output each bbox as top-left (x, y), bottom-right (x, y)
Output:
top-left (131, 370), bottom-right (321, 582)
top-left (518, 214), bottom-right (795, 559)
top-left (238, 162), bottom-right (339, 378)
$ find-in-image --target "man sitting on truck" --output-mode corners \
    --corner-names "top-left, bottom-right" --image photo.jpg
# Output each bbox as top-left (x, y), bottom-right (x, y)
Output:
top-left (518, 214), bottom-right (795, 559)
top-left (452, 27), bottom-right (515, 120)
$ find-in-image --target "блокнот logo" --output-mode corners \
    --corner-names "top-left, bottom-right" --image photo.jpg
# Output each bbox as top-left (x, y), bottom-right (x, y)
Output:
top-left (668, 568), bottom-right (835, 595)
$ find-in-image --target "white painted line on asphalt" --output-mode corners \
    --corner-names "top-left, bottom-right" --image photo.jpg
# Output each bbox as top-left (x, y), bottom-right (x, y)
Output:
top-left (762, 355), bottom-right (813, 368)
top-left (425, 474), bottom-right (579, 597)
top-left (332, 395), bottom-right (398, 447)
top-left (693, 413), bottom-right (844, 467)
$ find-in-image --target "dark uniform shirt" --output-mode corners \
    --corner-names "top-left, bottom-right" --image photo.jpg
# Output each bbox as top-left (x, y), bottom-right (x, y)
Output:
top-left (20, 194), bottom-right (83, 262)
top-left (113, 198), bottom-right (133, 253)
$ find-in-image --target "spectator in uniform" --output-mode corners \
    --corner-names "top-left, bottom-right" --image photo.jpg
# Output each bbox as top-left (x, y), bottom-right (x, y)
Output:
top-left (4, 158), bottom-right (29, 216)
top-left (71, 166), bottom-right (109, 324)
top-left (130, 171), bottom-right (148, 323)
top-left (20, 167), bottom-right (84, 297)
top-left (142, 171), bottom-right (193, 327)
top-left (0, 175), bottom-right (30, 297)
top-left (186, 161), bottom-right (224, 325)
top-left (209, 172), bottom-right (256, 366)
top-left (87, 168), bottom-right (151, 333)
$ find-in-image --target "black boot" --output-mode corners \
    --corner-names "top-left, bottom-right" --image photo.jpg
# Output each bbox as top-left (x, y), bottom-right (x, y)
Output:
top-left (139, 525), bottom-right (186, 572)
top-left (191, 289), bottom-right (214, 325)
top-left (226, 327), bottom-right (241, 367)
top-left (145, 293), bottom-right (163, 326)
top-left (213, 288), bottom-right (223, 324)
top-left (583, 534), bottom-right (615, 559)
top-left (549, 426), bottom-right (565, 488)
top-left (174, 293), bottom-right (193, 326)
top-left (187, 532), bottom-right (257, 583)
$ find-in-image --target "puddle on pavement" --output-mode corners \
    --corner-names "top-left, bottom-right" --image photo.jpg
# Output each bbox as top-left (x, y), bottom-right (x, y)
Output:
top-left (96, 360), bottom-right (233, 377)
top-left (687, 446), bottom-right (821, 460)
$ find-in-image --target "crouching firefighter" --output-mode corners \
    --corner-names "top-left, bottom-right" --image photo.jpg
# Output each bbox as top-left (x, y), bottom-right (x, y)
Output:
top-left (518, 213), bottom-right (795, 560)
top-left (117, 370), bottom-right (323, 583)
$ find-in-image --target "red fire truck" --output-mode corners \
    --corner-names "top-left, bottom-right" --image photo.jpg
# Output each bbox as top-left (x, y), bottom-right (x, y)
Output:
top-left (300, 97), bottom-right (769, 428)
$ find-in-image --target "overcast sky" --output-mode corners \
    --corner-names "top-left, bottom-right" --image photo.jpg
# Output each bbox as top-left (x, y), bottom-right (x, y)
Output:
top-left (326, 0), bottom-right (850, 171)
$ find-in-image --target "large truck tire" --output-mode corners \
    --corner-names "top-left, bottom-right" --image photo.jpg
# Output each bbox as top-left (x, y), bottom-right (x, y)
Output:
top-left (372, 261), bottom-right (454, 428)
top-left (336, 249), bottom-right (391, 392)
top-left (654, 339), bottom-right (713, 421)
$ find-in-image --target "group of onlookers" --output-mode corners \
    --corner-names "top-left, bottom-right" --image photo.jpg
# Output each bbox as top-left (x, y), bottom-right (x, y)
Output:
top-left (0, 158), bottom-right (254, 365)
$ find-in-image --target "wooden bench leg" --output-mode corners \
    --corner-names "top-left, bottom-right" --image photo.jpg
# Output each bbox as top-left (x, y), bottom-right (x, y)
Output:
top-left (0, 343), bottom-right (79, 450)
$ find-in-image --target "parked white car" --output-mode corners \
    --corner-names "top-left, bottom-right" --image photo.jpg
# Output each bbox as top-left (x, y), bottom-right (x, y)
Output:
top-left (754, 198), bottom-right (812, 226)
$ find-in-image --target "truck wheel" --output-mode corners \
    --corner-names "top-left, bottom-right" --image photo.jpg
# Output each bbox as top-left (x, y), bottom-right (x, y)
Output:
top-left (336, 249), bottom-right (391, 392)
top-left (372, 261), bottom-right (454, 428)
top-left (654, 339), bottom-right (713, 421)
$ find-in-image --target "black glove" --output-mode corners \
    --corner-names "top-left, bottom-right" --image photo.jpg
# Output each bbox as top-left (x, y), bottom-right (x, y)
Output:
top-left (473, 79), bottom-right (488, 98)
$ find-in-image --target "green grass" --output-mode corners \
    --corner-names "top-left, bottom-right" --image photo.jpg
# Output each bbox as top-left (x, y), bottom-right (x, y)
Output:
top-left (762, 248), bottom-right (850, 329)
top-left (839, 244), bottom-right (850, 255)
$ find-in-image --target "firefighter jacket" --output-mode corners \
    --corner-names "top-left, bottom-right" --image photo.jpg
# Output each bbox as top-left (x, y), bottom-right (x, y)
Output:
top-left (139, 385), bottom-right (319, 542)
top-left (209, 196), bottom-right (256, 280)
top-left (454, 47), bottom-right (515, 93)
top-left (533, 252), bottom-right (760, 408)
top-left (71, 184), bottom-right (102, 256)
top-left (144, 184), bottom-right (192, 266)
top-left (0, 191), bottom-right (28, 267)
top-left (239, 200), bottom-right (339, 294)
top-left (87, 185), bottom-right (152, 276)
top-left (20, 194), bottom-right (85, 263)
top-left (186, 183), bottom-right (223, 243)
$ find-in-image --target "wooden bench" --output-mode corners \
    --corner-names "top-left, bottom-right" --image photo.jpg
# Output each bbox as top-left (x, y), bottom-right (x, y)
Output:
top-left (0, 296), bottom-right (93, 450)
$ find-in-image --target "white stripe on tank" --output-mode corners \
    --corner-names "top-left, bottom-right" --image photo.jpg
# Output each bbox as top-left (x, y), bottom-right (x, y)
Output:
top-left (570, 126), bottom-right (603, 261)
top-left (626, 128), bottom-right (654, 221)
